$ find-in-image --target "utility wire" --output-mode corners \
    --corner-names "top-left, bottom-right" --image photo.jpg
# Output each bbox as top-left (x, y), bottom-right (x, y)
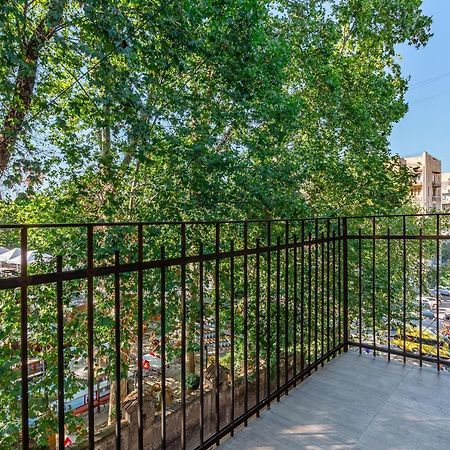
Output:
top-left (409, 71), bottom-right (450, 90)
top-left (409, 88), bottom-right (450, 105)
top-left (0, 0), bottom-right (177, 148)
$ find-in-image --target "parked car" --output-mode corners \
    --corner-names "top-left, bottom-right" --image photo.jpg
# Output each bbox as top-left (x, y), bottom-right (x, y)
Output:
top-left (440, 288), bottom-right (450, 297)
top-left (429, 287), bottom-right (450, 297)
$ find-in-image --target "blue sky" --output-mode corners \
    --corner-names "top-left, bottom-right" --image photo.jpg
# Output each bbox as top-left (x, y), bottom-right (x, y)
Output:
top-left (389, 0), bottom-right (450, 171)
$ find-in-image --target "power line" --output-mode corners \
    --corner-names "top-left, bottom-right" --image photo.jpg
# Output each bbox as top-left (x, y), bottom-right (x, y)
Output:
top-left (409, 71), bottom-right (450, 90)
top-left (0, 0), bottom-right (177, 149)
top-left (409, 88), bottom-right (450, 105)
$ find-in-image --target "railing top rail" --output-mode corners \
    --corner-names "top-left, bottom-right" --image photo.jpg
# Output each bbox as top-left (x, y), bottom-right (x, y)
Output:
top-left (0, 217), bottom-right (337, 229)
top-left (0, 212), bottom-right (449, 229)
top-left (345, 212), bottom-right (450, 220)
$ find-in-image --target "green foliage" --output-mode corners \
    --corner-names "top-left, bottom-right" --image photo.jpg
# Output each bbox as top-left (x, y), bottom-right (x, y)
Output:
top-left (0, 0), bottom-right (434, 447)
top-left (1, 0), bottom-right (431, 219)
top-left (185, 372), bottom-right (200, 391)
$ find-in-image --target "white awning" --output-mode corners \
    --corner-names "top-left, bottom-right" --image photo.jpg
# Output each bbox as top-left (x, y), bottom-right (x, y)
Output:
top-left (0, 248), bottom-right (51, 265)
top-left (8, 250), bottom-right (39, 265)
top-left (0, 248), bottom-right (21, 262)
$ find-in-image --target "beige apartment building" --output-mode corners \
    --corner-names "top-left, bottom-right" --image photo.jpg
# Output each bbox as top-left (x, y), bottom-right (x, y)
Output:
top-left (442, 172), bottom-right (450, 211)
top-left (402, 151), bottom-right (441, 211)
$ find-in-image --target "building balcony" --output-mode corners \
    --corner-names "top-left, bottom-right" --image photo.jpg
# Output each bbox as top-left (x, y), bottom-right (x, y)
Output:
top-left (1, 215), bottom-right (450, 449)
top-left (221, 352), bottom-right (450, 449)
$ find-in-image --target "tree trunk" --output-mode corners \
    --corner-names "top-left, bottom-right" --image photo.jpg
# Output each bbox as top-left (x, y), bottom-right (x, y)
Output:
top-left (99, 105), bottom-right (111, 165)
top-left (108, 379), bottom-right (128, 425)
top-left (187, 319), bottom-right (196, 374)
top-left (0, 45), bottom-right (39, 175)
top-left (0, 0), bottom-right (67, 178)
top-left (187, 350), bottom-right (196, 374)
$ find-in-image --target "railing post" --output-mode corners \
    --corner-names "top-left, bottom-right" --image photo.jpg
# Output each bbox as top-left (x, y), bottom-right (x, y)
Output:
top-left (342, 217), bottom-right (349, 352)
top-left (20, 226), bottom-right (29, 450)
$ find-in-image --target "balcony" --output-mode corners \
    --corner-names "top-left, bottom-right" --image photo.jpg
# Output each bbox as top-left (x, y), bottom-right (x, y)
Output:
top-left (1, 214), bottom-right (450, 449)
top-left (221, 352), bottom-right (450, 449)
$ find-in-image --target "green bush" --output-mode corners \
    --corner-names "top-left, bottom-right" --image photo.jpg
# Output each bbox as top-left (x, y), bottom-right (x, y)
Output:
top-left (186, 373), bottom-right (200, 391)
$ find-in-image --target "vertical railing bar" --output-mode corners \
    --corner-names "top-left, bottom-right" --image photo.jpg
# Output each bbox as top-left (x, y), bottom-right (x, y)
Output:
top-left (436, 214), bottom-right (440, 371)
top-left (338, 219), bottom-right (343, 351)
top-left (276, 235), bottom-right (281, 400)
top-left (137, 224), bottom-right (144, 450)
top-left (326, 220), bottom-right (330, 357)
top-left (372, 217), bottom-right (376, 357)
top-left (419, 228), bottom-right (423, 368)
top-left (321, 231), bottom-right (325, 366)
top-left (181, 223), bottom-right (187, 449)
top-left (358, 228), bottom-right (362, 354)
top-left (256, 238), bottom-right (261, 414)
top-left (308, 232), bottom-right (312, 374)
top-left (331, 230), bottom-right (336, 354)
top-left (56, 255), bottom-right (64, 450)
top-left (160, 246), bottom-right (167, 449)
top-left (199, 243), bottom-right (205, 444)
top-left (243, 222), bottom-right (248, 422)
top-left (284, 221), bottom-right (289, 392)
top-left (314, 219), bottom-right (319, 366)
top-left (293, 234), bottom-right (298, 385)
top-left (403, 216), bottom-right (407, 364)
top-left (87, 224), bottom-right (95, 448)
top-left (387, 227), bottom-right (391, 362)
top-left (215, 222), bottom-right (221, 440)
top-left (300, 221), bottom-right (305, 379)
top-left (20, 226), bottom-right (29, 450)
top-left (230, 240), bottom-right (236, 432)
top-left (114, 250), bottom-right (121, 450)
top-left (342, 218), bottom-right (349, 352)
top-left (266, 221), bottom-right (271, 409)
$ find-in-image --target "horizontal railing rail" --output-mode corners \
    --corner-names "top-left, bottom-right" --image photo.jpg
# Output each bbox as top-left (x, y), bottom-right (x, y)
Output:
top-left (0, 237), bottom-right (340, 290)
top-left (1, 210), bottom-right (450, 229)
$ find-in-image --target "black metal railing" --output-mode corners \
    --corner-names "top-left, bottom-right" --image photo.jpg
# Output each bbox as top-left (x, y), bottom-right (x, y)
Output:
top-left (346, 213), bottom-right (450, 370)
top-left (0, 213), bottom-right (449, 449)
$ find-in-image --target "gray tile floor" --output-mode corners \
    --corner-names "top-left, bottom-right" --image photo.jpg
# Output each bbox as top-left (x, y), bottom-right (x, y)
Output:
top-left (220, 351), bottom-right (450, 449)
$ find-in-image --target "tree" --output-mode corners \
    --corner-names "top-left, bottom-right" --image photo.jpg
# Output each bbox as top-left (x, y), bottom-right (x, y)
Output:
top-left (0, 0), bottom-right (433, 447)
